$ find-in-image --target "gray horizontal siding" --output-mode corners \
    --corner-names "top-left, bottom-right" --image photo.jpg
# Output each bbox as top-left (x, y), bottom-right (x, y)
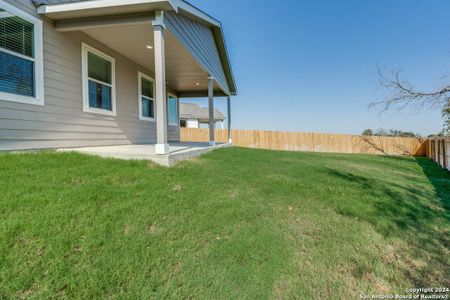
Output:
top-left (3, 0), bottom-right (37, 16)
top-left (165, 11), bottom-right (230, 95)
top-left (0, 0), bottom-right (180, 151)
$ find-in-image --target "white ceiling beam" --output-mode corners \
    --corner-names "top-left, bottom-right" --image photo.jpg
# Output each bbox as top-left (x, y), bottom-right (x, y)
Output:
top-left (54, 13), bottom-right (155, 32)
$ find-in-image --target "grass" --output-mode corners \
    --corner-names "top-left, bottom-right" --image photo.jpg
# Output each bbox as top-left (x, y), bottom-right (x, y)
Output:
top-left (0, 147), bottom-right (449, 299)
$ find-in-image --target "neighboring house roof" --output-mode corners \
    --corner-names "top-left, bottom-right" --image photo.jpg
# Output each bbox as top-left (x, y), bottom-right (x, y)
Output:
top-left (32, 0), bottom-right (237, 96)
top-left (180, 103), bottom-right (225, 121)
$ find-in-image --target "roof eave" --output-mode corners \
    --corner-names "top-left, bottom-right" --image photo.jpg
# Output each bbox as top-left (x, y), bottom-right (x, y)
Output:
top-left (37, 0), bottom-right (178, 19)
top-left (177, 1), bottom-right (237, 95)
top-left (212, 26), bottom-right (237, 96)
top-left (37, 0), bottom-right (237, 96)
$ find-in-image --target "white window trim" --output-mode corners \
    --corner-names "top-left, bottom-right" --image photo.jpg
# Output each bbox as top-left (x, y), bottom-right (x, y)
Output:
top-left (0, 0), bottom-right (44, 106)
top-left (138, 72), bottom-right (155, 122)
top-left (81, 42), bottom-right (116, 116)
top-left (167, 93), bottom-right (179, 126)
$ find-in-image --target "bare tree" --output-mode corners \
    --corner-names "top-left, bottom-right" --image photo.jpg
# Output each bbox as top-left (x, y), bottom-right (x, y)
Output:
top-left (371, 68), bottom-right (450, 134)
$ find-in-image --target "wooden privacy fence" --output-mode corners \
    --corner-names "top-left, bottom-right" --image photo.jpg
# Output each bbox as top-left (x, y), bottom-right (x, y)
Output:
top-left (427, 137), bottom-right (450, 171)
top-left (180, 128), bottom-right (428, 156)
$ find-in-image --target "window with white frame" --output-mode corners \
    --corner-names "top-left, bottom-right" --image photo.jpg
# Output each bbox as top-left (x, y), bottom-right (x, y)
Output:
top-left (82, 43), bottom-right (116, 116)
top-left (167, 94), bottom-right (178, 126)
top-left (0, 1), bottom-right (44, 105)
top-left (138, 72), bottom-right (155, 121)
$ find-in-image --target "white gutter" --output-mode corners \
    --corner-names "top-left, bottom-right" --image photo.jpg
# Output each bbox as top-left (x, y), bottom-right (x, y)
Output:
top-left (37, 0), bottom-right (178, 14)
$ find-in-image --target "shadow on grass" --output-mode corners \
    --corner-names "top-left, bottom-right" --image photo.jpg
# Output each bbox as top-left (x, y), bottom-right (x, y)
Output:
top-left (415, 157), bottom-right (450, 210)
top-left (326, 157), bottom-right (450, 286)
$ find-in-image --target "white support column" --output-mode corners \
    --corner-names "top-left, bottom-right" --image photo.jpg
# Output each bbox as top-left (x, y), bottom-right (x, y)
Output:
top-left (227, 96), bottom-right (232, 143)
top-left (153, 11), bottom-right (169, 155)
top-left (208, 76), bottom-right (215, 146)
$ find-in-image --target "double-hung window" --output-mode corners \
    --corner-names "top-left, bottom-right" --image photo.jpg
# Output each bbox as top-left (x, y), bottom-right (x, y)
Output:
top-left (82, 43), bottom-right (116, 116)
top-left (0, 1), bottom-right (44, 105)
top-left (167, 94), bottom-right (178, 126)
top-left (138, 72), bottom-right (155, 121)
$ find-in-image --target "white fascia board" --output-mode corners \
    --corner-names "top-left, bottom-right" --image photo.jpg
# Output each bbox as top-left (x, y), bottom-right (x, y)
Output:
top-left (37, 0), bottom-right (178, 15)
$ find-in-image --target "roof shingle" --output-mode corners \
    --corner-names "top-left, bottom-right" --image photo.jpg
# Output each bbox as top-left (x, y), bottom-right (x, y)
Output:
top-left (180, 103), bottom-right (224, 121)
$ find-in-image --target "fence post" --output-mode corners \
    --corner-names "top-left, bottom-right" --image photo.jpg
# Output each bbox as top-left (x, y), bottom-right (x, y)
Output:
top-left (447, 139), bottom-right (450, 171)
top-left (429, 140), bottom-right (432, 159)
top-left (442, 139), bottom-right (447, 169)
top-left (433, 140), bottom-right (437, 163)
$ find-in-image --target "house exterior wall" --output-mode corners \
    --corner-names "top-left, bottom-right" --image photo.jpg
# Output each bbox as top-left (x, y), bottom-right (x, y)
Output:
top-left (0, 0), bottom-right (180, 151)
top-left (186, 119), bottom-right (199, 129)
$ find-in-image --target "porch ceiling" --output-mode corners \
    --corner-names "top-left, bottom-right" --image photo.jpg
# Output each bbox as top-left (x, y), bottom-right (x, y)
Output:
top-left (82, 23), bottom-right (225, 97)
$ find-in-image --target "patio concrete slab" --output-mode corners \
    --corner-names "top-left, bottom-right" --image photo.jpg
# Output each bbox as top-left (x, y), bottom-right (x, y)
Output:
top-left (58, 142), bottom-right (232, 166)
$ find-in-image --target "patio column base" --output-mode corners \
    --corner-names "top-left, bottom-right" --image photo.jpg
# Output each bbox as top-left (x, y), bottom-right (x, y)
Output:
top-left (228, 139), bottom-right (232, 144)
top-left (209, 141), bottom-right (216, 146)
top-left (155, 143), bottom-right (170, 155)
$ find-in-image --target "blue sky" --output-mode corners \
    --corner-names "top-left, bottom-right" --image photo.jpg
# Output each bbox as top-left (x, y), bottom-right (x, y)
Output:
top-left (185, 0), bottom-right (450, 135)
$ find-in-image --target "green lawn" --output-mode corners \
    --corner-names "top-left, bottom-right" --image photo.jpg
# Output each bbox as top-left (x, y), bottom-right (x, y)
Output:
top-left (0, 148), bottom-right (449, 299)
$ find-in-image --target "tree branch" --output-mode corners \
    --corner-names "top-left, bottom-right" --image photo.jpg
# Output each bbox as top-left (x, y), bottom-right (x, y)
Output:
top-left (371, 68), bottom-right (450, 114)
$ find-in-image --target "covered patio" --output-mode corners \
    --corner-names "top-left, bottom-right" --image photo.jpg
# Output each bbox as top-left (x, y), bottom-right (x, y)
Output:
top-left (58, 142), bottom-right (232, 166)
top-left (35, 0), bottom-right (236, 159)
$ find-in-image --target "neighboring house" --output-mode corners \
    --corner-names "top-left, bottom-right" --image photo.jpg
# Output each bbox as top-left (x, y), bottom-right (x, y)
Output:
top-left (180, 102), bottom-right (225, 129)
top-left (0, 0), bottom-right (236, 154)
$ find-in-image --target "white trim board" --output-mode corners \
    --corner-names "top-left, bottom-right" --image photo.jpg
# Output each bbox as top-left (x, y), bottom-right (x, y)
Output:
top-left (38, 0), bottom-right (178, 15)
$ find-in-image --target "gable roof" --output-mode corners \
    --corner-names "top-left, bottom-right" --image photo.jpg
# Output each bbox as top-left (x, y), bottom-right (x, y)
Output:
top-left (180, 103), bottom-right (225, 121)
top-left (33, 0), bottom-right (237, 96)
